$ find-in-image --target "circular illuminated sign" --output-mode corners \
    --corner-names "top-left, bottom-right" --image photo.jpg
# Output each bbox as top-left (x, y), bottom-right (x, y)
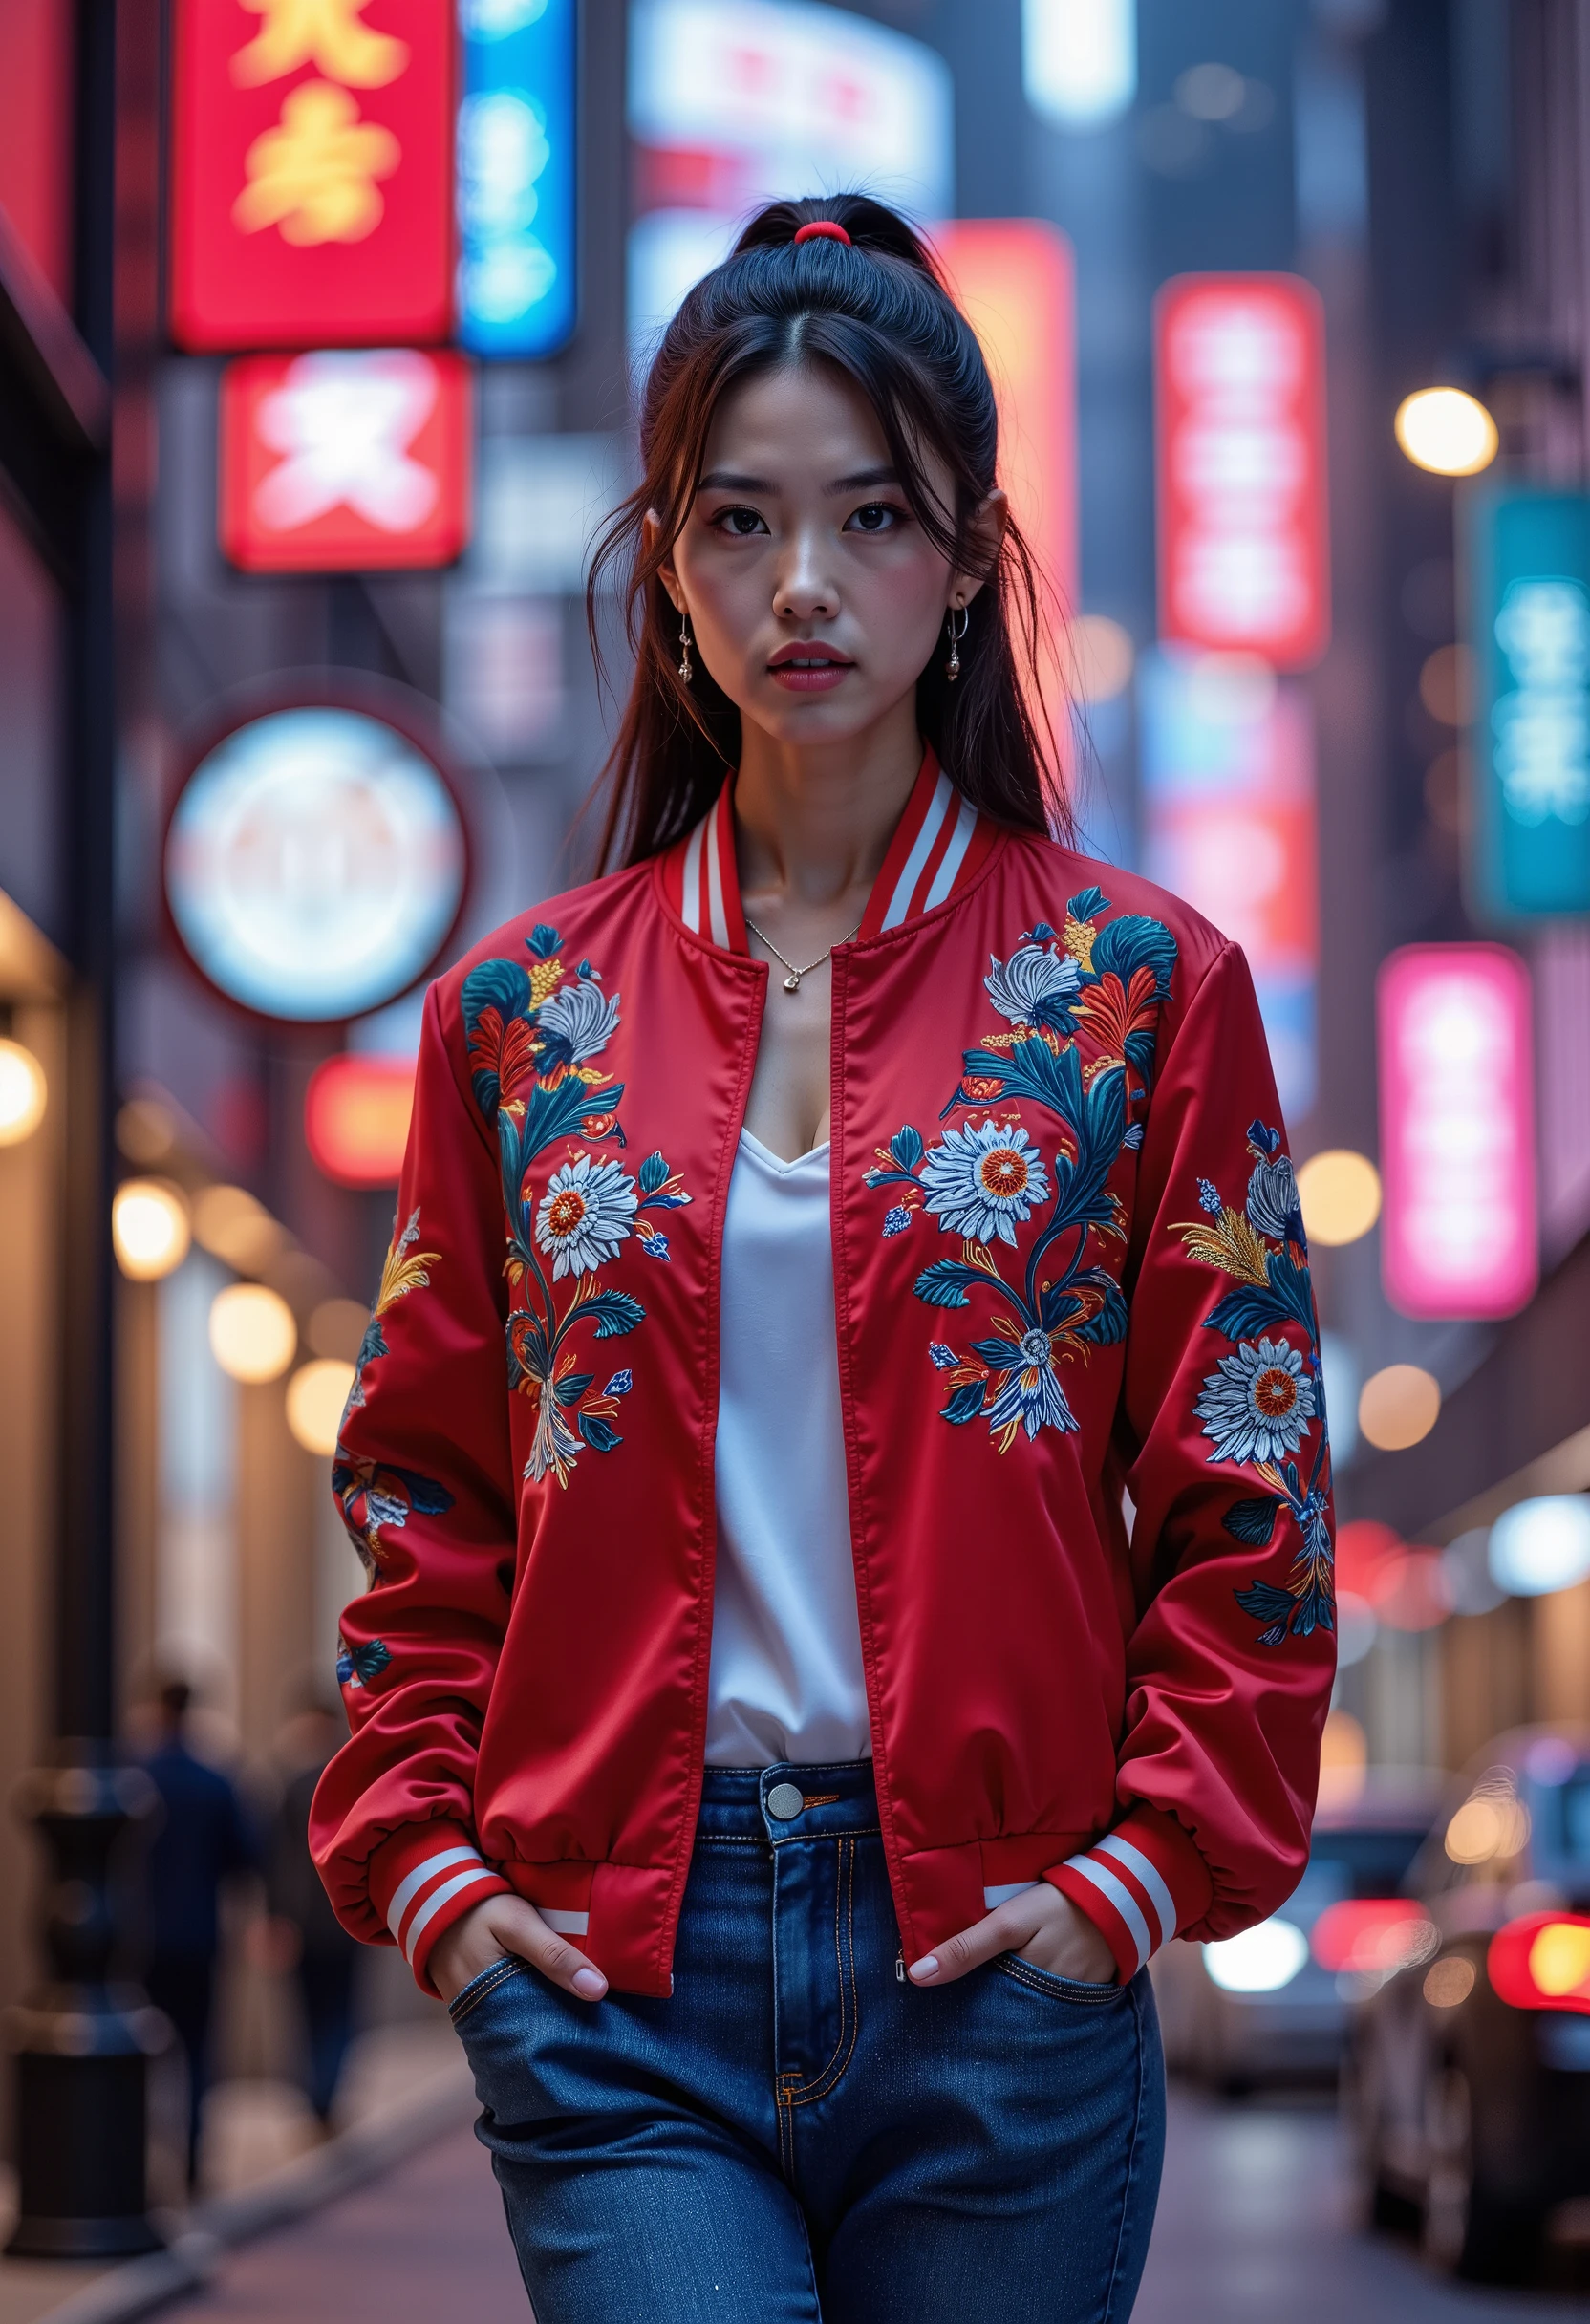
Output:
top-left (164, 699), bottom-right (468, 1023)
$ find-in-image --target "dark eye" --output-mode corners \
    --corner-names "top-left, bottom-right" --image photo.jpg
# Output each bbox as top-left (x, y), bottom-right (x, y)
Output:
top-left (714, 506), bottom-right (768, 537)
top-left (846, 502), bottom-right (906, 534)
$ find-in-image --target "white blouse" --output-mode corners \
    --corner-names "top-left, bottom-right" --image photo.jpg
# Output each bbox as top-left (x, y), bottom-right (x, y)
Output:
top-left (703, 1130), bottom-right (872, 1768)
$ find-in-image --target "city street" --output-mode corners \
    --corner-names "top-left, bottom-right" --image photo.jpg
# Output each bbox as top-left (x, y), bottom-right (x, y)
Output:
top-left (168, 2088), bottom-right (1585, 2322)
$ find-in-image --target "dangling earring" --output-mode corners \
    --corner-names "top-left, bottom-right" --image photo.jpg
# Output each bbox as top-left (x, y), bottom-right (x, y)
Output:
top-left (945, 603), bottom-right (969, 681)
top-left (677, 611), bottom-right (694, 685)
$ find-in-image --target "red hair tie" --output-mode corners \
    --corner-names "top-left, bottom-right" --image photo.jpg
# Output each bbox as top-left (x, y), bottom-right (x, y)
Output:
top-left (793, 220), bottom-right (851, 247)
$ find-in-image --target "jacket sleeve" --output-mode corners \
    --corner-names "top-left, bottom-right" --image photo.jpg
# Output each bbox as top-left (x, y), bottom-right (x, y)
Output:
top-left (1045, 940), bottom-right (1335, 1981)
top-left (310, 979), bottom-right (516, 1993)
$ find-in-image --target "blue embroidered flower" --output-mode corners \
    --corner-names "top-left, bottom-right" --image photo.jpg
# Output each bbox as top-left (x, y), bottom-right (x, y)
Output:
top-left (1194, 1337), bottom-right (1317, 1467)
top-left (983, 942), bottom-right (1083, 1033)
top-left (535, 1154), bottom-right (638, 1280)
top-left (336, 1635), bottom-right (391, 1691)
top-left (928, 1343), bottom-right (958, 1371)
top-left (1245, 1150), bottom-right (1304, 1249)
top-left (1197, 1176), bottom-right (1222, 1216)
top-left (603, 1369), bottom-right (634, 1397)
top-left (537, 977), bottom-right (620, 1071)
top-left (983, 1329), bottom-right (1078, 1442)
top-left (640, 1231), bottom-right (671, 1260)
top-left (920, 1120), bottom-right (1051, 1248)
top-left (883, 1204), bottom-right (912, 1237)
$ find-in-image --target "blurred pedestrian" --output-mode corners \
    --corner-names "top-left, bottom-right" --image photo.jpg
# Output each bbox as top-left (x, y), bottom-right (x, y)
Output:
top-left (141, 1678), bottom-right (259, 2186)
top-left (266, 1698), bottom-right (361, 2128)
top-left (312, 191), bottom-right (1337, 2321)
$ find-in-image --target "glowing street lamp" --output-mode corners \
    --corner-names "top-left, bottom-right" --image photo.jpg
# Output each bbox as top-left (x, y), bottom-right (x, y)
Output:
top-left (1394, 387), bottom-right (1498, 478)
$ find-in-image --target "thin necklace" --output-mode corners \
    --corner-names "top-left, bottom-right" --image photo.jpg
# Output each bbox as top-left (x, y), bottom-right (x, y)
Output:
top-left (742, 911), bottom-right (864, 994)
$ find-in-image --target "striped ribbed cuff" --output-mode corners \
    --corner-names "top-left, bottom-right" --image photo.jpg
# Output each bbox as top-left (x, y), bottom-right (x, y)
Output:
top-left (1045, 1805), bottom-right (1213, 1983)
top-left (367, 1822), bottom-right (513, 1994)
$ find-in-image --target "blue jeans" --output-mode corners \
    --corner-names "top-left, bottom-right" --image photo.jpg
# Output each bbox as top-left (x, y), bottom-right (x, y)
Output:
top-left (449, 1761), bottom-right (1165, 2322)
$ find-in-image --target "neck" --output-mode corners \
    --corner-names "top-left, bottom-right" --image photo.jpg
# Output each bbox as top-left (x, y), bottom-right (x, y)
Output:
top-left (733, 699), bottom-right (922, 910)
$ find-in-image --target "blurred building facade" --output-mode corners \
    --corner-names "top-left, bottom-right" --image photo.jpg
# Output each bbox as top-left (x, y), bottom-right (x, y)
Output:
top-left (0, 0), bottom-right (1588, 2166)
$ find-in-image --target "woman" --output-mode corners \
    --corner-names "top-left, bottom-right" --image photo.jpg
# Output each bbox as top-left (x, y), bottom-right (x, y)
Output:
top-left (312, 195), bottom-right (1335, 2321)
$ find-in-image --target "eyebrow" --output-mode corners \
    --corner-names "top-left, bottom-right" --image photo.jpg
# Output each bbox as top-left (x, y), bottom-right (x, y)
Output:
top-left (695, 464), bottom-right (903, 497)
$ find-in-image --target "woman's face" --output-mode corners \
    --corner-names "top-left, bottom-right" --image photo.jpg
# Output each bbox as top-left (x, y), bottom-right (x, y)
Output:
top-left (656, 363), bottom-right (999, 752)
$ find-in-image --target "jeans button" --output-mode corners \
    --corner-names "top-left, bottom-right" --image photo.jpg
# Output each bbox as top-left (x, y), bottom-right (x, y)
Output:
top-left (766, 1781), bottom-right (805, 1821)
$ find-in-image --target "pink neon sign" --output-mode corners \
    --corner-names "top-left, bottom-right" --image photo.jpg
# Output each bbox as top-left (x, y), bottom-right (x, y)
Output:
top-left (1155, 273), bottom-right (1330, 670)
top-left (1378, 944), bottom-right (1537, 1321)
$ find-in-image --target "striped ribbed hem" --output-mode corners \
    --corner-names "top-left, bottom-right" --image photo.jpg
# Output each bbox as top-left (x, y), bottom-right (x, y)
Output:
top-left (367, 1821), bottom-right (513, 1995)
top-left (1046, 1805), bottom-right (1213, 1983)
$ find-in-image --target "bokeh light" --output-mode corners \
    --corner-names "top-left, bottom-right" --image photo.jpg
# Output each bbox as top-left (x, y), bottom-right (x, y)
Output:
top-left (285, 1358), bottom-right (356, 1456)
top-left (192, 1184), bottom-right (286, 1276)
top-left (0, 1038), bottom-right (47, 1146)
top-left (1358, 1364), bottom-right (1441, 1452)
top-left (1424, 1955), bottom-right (1476, 2008)
top-left (208, 1282), bottom-right (296, 1384)
top-left (1296, 1150), bottom-right (1381, 1246)
top-left (1316, 1708), bottom-right (1367, 1807)
top-left (1418, 642), bottom-right (1474, 726)
top-left (112, 1180), bottom-right (191, 1282)
top-left (1203, 1918), bottom-right (1309, 1993)
top-left (1394, 386), bottom-right (1498, 477)
top-left (1488, 1496), bottom-right (1590, 1597)
top-left (309, 1297), bottom-right (371, 1363)
top-left (1064, 613), bottom-right (1134, 704)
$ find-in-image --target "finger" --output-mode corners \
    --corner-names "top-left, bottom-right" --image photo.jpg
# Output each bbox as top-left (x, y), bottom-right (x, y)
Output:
top-left (908, 1905), bottom-right (1024, 1988)
top-left (487, 1899), bottom-right (608, 2002)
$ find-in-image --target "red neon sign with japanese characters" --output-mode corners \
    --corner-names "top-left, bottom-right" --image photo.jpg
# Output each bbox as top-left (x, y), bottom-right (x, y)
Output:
top-left (169, 0), bottom-right (455, 352)
top-left (219, 348), bottom-right (473, 571)
top-left (1155, 274), bottom-right (1330, 671)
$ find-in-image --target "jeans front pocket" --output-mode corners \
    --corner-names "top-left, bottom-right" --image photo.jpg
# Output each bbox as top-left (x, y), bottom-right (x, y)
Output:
top-left (995, 1952), bottom-right (1123, 2006)
top-left (447, 1952), bottom-right (528, 2029)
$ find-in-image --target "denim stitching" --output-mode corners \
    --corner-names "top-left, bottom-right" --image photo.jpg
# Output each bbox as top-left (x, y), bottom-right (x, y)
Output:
top-left (995, 1955), bottom-right (1120, 2005)
top-left (448, 1954), bottom-right (527, 2026)
top-left (1100, 1975), bottom-right (1150, 2323)
top-left (786, 1838), bottom-right (862, 2108)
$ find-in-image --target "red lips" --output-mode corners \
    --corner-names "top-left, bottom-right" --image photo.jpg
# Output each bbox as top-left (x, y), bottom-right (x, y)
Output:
top-left (767, 641), bottom-right (854, 693)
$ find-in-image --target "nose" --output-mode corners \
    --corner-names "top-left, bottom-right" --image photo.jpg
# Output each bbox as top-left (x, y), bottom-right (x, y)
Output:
top-left (772, 523), bottom-right (839, 625)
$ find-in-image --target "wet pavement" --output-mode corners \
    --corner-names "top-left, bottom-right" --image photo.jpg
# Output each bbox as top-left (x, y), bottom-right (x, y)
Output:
top-left (169, 2085), bottom-right (1583, 2321)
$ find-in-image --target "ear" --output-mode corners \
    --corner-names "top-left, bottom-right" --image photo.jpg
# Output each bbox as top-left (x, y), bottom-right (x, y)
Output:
top-left (950, 487), bottom-right (1009, 610)
top-left (643, 509), bottom-right (687, 615)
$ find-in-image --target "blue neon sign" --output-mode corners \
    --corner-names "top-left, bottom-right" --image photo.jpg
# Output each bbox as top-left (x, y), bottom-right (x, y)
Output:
top-left (1464, 487), bottom-right (1590, 920)
top-left (458, 0), bottom-right (577, 360)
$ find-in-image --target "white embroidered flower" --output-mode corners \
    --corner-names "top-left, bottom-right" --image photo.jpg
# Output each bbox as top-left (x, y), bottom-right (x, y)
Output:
top-left (1194, 1337), bottom-right (1316, 1467)
top-left (537, 977), bottom-right (619, 1066)
top-left (534, 1153), bottom-right (637, 1280)
top-left (984, 1328), bottom-right (1078, 1442)
top-left (920, 1120), bottom-right (1050, 1247)
top-left (983, 942), bottom-right (1082, 1030)
top-left (526, 1381), bottom-right (582, 1485)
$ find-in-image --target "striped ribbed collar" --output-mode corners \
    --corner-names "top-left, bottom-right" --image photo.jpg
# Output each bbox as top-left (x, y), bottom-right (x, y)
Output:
top-left (657, 748), bottom-right (999, 958)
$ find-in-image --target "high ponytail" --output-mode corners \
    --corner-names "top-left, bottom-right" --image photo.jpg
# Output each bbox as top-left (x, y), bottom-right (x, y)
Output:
top-left (587, 191), bottom-right (1072, 868)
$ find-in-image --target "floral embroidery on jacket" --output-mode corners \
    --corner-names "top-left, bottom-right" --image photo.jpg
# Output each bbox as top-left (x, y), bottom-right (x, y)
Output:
top-left (333, 1208), bottom-right (454, 1609)
top-left (462, 924), bottom-right (691, 1488)
top-left (1177, 1123), bottom-right (1335, 1646)
top-left (866, 891), bottom-right (1176, 1453)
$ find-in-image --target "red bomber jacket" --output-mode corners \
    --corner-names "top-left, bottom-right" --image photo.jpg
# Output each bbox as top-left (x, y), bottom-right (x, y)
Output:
top-left (312, 751), bottom-right (1337, 1997)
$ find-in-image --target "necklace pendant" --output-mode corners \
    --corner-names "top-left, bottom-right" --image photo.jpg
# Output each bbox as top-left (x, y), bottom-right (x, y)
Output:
top-left (783, 970), bottom-right (802, 993)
